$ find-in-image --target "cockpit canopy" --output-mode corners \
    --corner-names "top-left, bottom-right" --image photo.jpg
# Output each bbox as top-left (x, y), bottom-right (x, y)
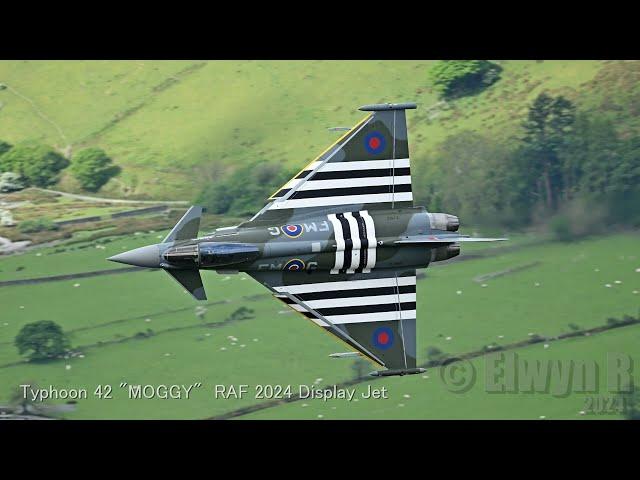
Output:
top-left (198, 242), bottom-right (259, 267)
top-left (163, 242), bottom-right (259, 268)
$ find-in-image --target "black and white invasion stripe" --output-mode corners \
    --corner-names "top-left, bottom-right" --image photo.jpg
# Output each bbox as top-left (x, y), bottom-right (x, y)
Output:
top-left (327, 210), bottom-right (376, 274)
top-left (273, 275), bottom-right (417, 325)
top-left (269, 158), bottom-right (413, 209)
top-left (274, 294), bottom-right (326, 326)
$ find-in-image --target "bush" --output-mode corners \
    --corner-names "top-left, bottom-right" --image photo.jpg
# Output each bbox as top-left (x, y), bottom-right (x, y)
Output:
top-left (15, 320), bottom-right (70, 361)
top-left (0, 141), bottom-right (69, 187)
top-left (228, 306), bottom-right (255, 321)
top-left (70, 147), bottom-right (120, 192)
top-left (0, 171), bottom-right (25, 192)
top-left (428, 60), bottom-right (502, 99)
top-left (548, 196), bottom-right (607, 242)
top-left (426, 346), bottom-right (445, 361)
top-left (549, 215), bottom-right (573, 242)
top-left (0, 140), bottom-right (12, 157)
top-left (622, 385), bottom-right (640, 420)
top-left (17, 218), bottom-right (59, 233)
top-left (351, 358), bottom-right (370, 380)
top-left (482, 344), bottom-right (503, 352)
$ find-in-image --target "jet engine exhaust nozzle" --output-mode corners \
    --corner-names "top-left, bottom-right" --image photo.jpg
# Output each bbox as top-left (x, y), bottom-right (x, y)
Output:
top-left (429, 212), bottom-right (459, 232)
top-left (431, 244), bottom-right (460, 262)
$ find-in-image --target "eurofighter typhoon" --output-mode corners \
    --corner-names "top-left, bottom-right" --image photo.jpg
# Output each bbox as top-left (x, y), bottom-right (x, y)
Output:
top-left (108, 103), bottom-right (504, 377)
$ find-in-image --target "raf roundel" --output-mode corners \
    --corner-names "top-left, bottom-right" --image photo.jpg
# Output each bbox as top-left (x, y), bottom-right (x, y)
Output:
top-left (364, 131), bottom-right (387, 155)
top-left (372, 326), bottom-right (394, 350)
top-left (283, 259), bottom-right (305, 271)
top-left (281, 224), bottom-right (303, 238)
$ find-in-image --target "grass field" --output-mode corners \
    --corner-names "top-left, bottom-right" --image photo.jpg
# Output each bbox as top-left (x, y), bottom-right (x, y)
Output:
top-left (2, 60), bottom-right (628, 200)
top-left (244, 324), bottom-right (640, 420)
top-left (0, 232), bottom-right (638, 419)
top-left (1, 60), bottom-right (639, 419)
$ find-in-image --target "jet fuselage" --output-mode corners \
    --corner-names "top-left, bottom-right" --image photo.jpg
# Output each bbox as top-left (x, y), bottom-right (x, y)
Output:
top-left (155, 207), bottom-right (460, 273)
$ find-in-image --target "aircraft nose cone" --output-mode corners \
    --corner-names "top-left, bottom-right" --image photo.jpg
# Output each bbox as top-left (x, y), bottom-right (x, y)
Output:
top-left (108, 244), bottom-right (161, 268)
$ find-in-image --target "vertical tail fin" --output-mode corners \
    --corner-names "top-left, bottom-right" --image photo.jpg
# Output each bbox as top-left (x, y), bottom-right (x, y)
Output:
top-left (252, 102), bottom-right (417, 222)
top-left (163, 206), bottom-right (203, 243)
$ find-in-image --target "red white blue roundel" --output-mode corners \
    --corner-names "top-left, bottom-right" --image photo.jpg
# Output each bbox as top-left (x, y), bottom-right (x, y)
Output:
top-left (284, 258), bottom-right (305, 271)
top-left (372, 326), bottom-right (394, 350)
top-left (281, 224), bottom-right (303, 238)
top-left (364, 131), bottom-right (386, 155)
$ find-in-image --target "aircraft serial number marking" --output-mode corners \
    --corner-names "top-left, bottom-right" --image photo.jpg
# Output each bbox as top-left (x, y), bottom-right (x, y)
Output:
top-left (268, 221), bottom-right (330, 236)
top-left (258, 261), bottom-right (318, 271)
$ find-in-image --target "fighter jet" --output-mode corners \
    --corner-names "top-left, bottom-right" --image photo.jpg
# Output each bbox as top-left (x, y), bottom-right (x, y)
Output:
top-left (108, 102), bottom-right (505, 376)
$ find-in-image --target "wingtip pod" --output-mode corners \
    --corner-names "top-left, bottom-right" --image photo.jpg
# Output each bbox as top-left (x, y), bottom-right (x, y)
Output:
top-left (369, 368), bottom-right (426, 377)
top-left (329, 352), bottom-right (362, 359)
top-left (358, 102), bottom-right (417, 111)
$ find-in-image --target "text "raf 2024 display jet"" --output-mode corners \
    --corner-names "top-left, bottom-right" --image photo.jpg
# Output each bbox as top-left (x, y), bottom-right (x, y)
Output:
top-left (109, 102), bottom-right (505, 377)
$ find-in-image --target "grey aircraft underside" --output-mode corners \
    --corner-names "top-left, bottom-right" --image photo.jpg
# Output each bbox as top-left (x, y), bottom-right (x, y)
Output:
top-left (108, 102), bottom-right (505, 376)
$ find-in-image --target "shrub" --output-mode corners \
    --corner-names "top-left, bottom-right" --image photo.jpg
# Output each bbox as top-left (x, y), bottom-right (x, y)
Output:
top-left (228, 306), bottom-right (255, 322)
top-left (428, 60), bottom-right (502, 99)
top-left (0, 171), bottom-right (25, 193)
top-left (549, 215), bottom-right (573, 242)
top-left (548, 196), bottom-right (607, 242)
top-left (426, 346), bottom-right (445, 361)
top-left (0, 140), bottom-right (12, 157)
top-left (622, 385), bottom-right (640, 420)
top-left (17, 218), bottom-right (59, 233)
top-left (527, 334), bottom-right (545, 344)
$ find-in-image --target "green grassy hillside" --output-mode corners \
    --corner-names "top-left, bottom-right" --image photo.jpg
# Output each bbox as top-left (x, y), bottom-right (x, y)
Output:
top-left (3, 60), bottom-right (634, 202)
top-left (1, 232), bottom-right (638, 419)
top-left (1, 61), bottom-right (639, 421)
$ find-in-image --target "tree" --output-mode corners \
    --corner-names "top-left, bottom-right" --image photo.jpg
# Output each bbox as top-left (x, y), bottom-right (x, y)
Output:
top-left (557, 112), bottom-right (640, 225)
top-left (0, 140), bottom-right (12, 157)
top-left (559, 114), bottom-right (619, 198)
top-left (197, 161), bottom-right (294, 216)
top-left (0, 141), bottom-right (69, 187)
top-left (70, 147), bottom-right (120, 192)
top-left (15, 320), bottom-right (70, 361)
top-left (421, 130), bottom-right (530, 228)
top-left (428, 60), bottom-right (502, 99)
top-left (521, 93), bottom-right (576, 211)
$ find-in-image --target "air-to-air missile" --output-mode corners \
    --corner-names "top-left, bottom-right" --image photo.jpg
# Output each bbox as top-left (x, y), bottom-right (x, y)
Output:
top-left (108, 102), bottom-right (505, 376)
